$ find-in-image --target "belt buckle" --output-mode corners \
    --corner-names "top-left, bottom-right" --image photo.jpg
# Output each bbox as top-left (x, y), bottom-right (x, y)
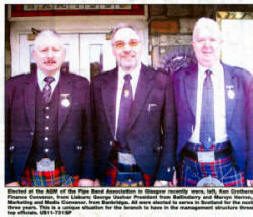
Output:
top-left (197, 151), bottom-right (215, 163)
top-left (36, 158), bottom-right (55, 172)
top-left (118, 152), bottom-right (136, 165)
top-left (197, 176), bottom-right (224, 187)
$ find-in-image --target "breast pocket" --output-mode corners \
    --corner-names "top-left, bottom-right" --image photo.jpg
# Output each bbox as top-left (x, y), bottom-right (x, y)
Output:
top-left (146, 102), bottom-right (162, 123)
top-left (147, 103), bottom-right (159, 112)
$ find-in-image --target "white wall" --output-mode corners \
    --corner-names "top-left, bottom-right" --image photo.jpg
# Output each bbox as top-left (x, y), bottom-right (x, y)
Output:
top-left (221, 19), bottom-right (253, 74)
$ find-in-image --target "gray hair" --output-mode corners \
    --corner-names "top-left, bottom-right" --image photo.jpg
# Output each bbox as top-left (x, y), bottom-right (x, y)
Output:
top-left (33, 30), bottom-right (65, 50)
top-left (192, 17), bottom-right (222, 41)
top-left (111, 23), bottom-right (143, 43)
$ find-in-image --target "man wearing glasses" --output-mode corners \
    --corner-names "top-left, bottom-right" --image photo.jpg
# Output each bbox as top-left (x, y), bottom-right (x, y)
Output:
top-left (91, 23), bottom-right (176, 186)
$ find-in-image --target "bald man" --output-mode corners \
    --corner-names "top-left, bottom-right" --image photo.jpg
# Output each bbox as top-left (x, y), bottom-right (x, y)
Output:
top-left (5, 30), bottom-right (94, 187)
top-left (172, 17), bottom-right (253, 186)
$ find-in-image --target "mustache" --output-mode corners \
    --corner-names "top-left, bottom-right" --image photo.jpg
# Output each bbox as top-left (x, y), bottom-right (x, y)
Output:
top-left (44, 59), bottom-right (56, 64)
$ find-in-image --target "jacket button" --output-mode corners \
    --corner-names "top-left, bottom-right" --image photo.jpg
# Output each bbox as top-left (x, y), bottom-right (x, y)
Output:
top-left (9, 146), bottom-right (15, 151)
top-left (30, 131), bottom-right (34, 136)
top-left (153, 146), bottom-right (162, 153)
top-left (76, 146), bottom-right (83, 151)
top-left (44, 148), bottom-right (49, 153)
top-left (110, 141), bottom-right (113, 146)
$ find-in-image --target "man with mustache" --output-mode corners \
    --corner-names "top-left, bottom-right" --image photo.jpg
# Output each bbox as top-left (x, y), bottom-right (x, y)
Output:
top-left (173, 18), bottom-right (253, 186)
top-left (91, 23), bottom-right (176, 186)
top-left (5, 30), bottom-right (94, 186)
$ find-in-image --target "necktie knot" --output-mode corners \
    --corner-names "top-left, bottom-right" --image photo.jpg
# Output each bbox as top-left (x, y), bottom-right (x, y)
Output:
top-left (44, 76), bottom-right (55, 85)
top-left (124, 74), bottom-right (132, 82)
top-left (205, 69), bottom-right (212, 77)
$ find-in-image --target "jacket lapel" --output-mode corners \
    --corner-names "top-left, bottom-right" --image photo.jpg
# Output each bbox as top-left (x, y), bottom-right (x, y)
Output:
top-left (58, 72), bottom-right (72, 133)
top-left (101, 68), bottom-right (117, 137)
top-left (184, 64), bottom-right (198, 118)
top-left (128, 64), bottom-right (156, 129)
top-left (223, 63), bottom-right (237, 127)
top-left (24, 72), bottom-right (37, 131)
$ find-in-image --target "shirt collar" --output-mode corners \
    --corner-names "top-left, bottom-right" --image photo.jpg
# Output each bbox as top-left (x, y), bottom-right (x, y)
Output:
top-left (37, 69), bottom-right (60, 91)
top-left (198, 61), bottom-right (222, 77)
top-left (118, 63), bottom-right (141, 80)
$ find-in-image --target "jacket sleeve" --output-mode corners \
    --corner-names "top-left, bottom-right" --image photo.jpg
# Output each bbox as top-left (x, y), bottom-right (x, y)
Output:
top-left (246, 75), bottom-right (253, 179)
top-left (79, 79), bottom-right (95, 180)
top-left (156, 74), bottom-right (177, 181)
top-left (5, 80), bottom-right (17, 184)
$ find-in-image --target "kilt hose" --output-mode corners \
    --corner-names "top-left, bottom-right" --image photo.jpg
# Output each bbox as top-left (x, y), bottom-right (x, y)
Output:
top-left (180, 143), bottom-right (245, 187)
top-left (20, 165), bottom-right (79, 187)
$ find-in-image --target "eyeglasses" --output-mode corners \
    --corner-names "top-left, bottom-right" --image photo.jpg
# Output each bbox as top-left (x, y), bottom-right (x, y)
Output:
top-left (113, 39), bottom-right (140, 49)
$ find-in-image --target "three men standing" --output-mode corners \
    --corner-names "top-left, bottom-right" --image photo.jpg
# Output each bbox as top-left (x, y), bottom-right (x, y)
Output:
top-left (5, 19), bottom-right (253, 187)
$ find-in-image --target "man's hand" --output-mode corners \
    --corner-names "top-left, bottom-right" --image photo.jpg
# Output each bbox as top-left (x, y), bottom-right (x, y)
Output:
top-left (247, 180), bottom-right (253, 187)
top-left (154, 180), bottom-right (168, 186)
top-left (6, 182), bottom-right (20, 187)
top-left (154, 171), bottom-right (177, 187)
top-left (78, 179), bottom-right (94, 187)
top-left (93, 179), bottom-right (101, 187)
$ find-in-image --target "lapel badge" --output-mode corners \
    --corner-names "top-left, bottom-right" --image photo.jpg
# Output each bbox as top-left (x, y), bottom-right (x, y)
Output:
top-left (226, 85), bottom-right (235, 100)
top-left (60, 94), bottom-right (71, 107)
top-left (124, 89), bottom-right (130, 98)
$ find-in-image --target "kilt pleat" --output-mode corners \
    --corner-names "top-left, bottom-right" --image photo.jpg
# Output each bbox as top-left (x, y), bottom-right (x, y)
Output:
top-left (20, 165), bottom-right (79, 187)
top-left (180, 154), bottom-right (245, 187)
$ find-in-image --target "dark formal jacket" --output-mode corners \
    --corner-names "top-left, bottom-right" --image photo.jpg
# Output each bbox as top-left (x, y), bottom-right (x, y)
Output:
top-left (5, 70), bottom-right (94, 184)
top-left (172, 62), bottom-right (253, 179)
top-left (91, 64), bottom-right (176, 181)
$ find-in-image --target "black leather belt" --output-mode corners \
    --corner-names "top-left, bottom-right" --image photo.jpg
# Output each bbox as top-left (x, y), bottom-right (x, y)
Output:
top-left (182, 145), bottom-right (232, 162)
top-left (185, 141), bottom-right (230, 150)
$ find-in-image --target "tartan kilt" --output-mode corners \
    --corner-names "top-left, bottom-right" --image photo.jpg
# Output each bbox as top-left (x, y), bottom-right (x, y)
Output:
top-left (103, 144), bottom-right (153, 187)
top-left (180, 154), bottom-right (245, 187)
top-left (20, 165), bottom-right (79, 187)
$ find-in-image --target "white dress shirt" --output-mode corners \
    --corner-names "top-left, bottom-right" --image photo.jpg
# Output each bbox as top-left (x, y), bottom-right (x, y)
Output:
top-left (37, 69), bottom-right (60, 94)
top-left (114, 64), bottom-right (141, 138)
top-left (189, 63), bottom-right (228, 143)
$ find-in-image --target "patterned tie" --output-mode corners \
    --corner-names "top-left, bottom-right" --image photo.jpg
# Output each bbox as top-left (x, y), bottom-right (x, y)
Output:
top-left (43, 76), bottom-right (55, 104)
top-left (200, 69), bottom-right (215, 149)
top-left (116, 74), bottom-right (133, 149)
